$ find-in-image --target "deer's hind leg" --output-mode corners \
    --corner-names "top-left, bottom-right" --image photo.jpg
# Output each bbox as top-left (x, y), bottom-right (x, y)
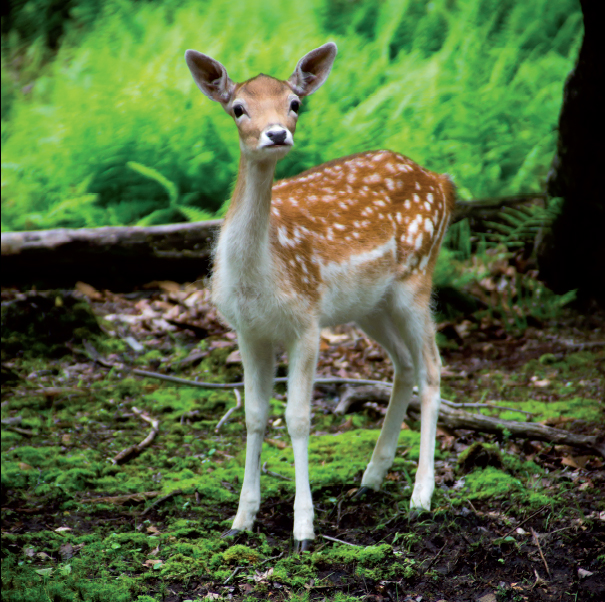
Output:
top-left (356, 308), bottom-right (416, 492)
top-left (389, 284), bottom-right (442, 511)
top-left (357, 284), bottom-right (442, 511)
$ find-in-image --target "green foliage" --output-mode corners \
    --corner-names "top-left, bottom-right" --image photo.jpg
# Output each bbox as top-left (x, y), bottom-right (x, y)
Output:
top-left (1, 0), bottom-right (582, 231)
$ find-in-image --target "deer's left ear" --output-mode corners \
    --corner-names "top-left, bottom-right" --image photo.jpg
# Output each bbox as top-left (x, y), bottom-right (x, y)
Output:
top-left (288, 42), bottom-right (337, 97)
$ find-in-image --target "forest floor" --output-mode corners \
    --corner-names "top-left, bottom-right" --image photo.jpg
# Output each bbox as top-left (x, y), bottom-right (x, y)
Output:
top-left (1, 278), bottom-right (604, 602)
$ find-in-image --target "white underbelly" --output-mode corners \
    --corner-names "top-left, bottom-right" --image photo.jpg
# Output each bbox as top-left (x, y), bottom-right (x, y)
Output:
top-left (318, 238), bottom-right (397, 326)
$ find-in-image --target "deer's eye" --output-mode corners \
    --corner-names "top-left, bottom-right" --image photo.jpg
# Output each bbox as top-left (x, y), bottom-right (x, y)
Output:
top-left (233, 105), bottom-right (244, 118)
top-left (290, 100), bottom-right (300, 114)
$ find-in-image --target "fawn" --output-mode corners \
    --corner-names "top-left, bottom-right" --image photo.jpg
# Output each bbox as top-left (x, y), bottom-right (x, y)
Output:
top-left (185, 42), bottom-right (455, 550)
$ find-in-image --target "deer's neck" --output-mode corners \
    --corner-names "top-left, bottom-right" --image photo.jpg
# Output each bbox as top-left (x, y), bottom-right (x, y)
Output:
top-left (217, 155), bottom-right (276, 281)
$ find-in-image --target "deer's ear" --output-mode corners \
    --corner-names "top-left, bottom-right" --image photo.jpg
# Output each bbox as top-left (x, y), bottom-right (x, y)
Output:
top-left (288, 42), bottom-right (337, 97)
top-left (185, 50), bottom-right (235, 103)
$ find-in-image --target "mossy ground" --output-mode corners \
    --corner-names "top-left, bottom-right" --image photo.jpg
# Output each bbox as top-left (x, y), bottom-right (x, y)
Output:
top-left (1, 287), bottom-right (604, 601)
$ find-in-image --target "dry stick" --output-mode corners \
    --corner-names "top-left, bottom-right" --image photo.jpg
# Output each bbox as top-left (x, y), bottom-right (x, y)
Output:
top-left (262, 461), bottom-right (292, 481)
top-left (5, 426), bottom-right (34, 437)
top-left (422, 542), bottom-right (448, 574)
top-left (215, 389), bottom-right (242, 432)
top-left (223, 566), bottom-right (244, 585)
top-left (140, 489), bottom-right (183, 517)
top-left (531, 527), bottom-right (551, 578)
top-left (112, 406), bottom-right (159, 464)
top-left (259, 551), bottom-right (285, 566)
top-left (337, 385), bottom-right (605, 457)
top-left (320, 534), bottom-right (361, 547)
top-left (133, 368), bottom-right (529, 415)
top-left (500, 506), bottom-right (548, 541)
top-left (132, 369), bottom-right (387, 389)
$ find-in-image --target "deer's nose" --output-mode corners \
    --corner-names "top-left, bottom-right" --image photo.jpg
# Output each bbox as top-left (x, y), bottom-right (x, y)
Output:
top-left (266, 129), bottom-right (287, 145)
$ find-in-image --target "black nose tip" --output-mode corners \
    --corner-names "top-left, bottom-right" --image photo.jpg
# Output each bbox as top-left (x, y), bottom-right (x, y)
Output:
top-left (267, 130), bottom-right (287, 145)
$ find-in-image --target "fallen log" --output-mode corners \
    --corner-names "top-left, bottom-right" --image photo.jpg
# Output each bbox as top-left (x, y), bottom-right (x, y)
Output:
top-left (1, 194), bottom-right (544, 288)
top-left (335, 384), bottom-right (605, 457)
top-left (1, 221), bottom-right (220, 288)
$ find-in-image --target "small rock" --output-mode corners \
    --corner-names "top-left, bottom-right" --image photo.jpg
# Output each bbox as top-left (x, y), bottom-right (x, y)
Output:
top-left (578, 568), bottom-right (594, 579)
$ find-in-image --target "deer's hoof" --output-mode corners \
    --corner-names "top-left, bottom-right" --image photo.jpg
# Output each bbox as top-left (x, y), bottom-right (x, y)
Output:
top-left (293, 539), bottom-right (313, 554)
top-left (408, 507), bottom-right (431, 522)
top-left (353, 486), bottom-right (373, 500)
top-left (222, 528), bottom-right (241, 538)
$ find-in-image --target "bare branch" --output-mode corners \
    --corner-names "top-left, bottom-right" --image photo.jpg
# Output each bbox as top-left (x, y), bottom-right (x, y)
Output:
top-left (215, 389), bottom-right (243, 432)
top-left (112, 407), bottom-right (160, 464)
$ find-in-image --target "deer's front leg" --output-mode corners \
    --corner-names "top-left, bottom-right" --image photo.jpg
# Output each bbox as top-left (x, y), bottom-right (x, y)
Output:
top-left (230, 334), bottom-right (274, 533)
top-left (286, 327), bottom-right (320, 545)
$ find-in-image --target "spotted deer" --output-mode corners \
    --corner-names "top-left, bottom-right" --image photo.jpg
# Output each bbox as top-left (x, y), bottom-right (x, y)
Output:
top-left (185, 42), bottom-right (455, 550)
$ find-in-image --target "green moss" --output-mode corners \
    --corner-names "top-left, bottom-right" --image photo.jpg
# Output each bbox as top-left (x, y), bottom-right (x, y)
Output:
top-left (483, 396), bottom-right (602, 423)
top-left (458, 466), bottom-right (552, 508)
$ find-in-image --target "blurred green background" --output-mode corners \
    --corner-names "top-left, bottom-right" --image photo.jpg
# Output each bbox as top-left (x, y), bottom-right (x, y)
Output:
top-left (1, 0), bottom-right (582, 232)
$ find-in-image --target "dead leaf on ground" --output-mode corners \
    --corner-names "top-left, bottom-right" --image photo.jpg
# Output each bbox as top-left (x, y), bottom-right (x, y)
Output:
top-left (60, 543), bottom-right (74, 560)
top-left (75, 281), bottom-right (102, 300)
top-left (561, 455), bottom-right (590, 469)
top-left (265, 437), bottom-right (287, 449)
top-left (225, 349), bottom-right (241, 364)
top-left (146, 525), bottom-right (160, 534)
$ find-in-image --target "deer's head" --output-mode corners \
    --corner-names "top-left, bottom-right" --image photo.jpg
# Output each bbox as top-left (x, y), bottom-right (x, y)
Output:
top-left (185, 43), bottom-right (337, 161)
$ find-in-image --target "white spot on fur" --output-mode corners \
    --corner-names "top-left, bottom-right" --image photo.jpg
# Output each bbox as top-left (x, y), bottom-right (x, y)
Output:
top-left (278, 226), bottom-right (295, 248)
top-left (424, 219), bottom-right (434, 236)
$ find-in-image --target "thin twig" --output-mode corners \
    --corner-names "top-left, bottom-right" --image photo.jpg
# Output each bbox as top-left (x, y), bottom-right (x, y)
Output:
top-left (132, 368), bottom-right (389, 389)
top-left (261, 461), bottom-right (292, 481)
top-left (112, 407), bottom-right (159, 464)
top-left (131, 369), bottom-right (533, 415)
top-left (260, 551), bottom-right (284, 566)
top-left (320, 534), bottom-right (361, 547)
top-left (445, 401), bottom-right (535, 416)
top-left (224, 566), bottom-right (243, 584)
top-left (501, 506), bottom-right (548, 541)
top-left (422, 542), bottom-right (448, 574)
top-left (531, 527), bottom-right (551, 578)
top-left (5, 426), bottom-right (34, 437)
top-left (215, 389), bottom-right (243, 432)
top-left (140, 489), bottom-right (182, 517)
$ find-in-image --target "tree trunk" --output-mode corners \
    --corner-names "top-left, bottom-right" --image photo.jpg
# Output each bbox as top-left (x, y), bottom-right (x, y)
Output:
top-left (538, 0), bottom-right (605, 304)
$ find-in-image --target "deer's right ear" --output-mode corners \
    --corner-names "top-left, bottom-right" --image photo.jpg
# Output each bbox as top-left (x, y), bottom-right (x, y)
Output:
top-left (185, 50), bottom-right (234, 104)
